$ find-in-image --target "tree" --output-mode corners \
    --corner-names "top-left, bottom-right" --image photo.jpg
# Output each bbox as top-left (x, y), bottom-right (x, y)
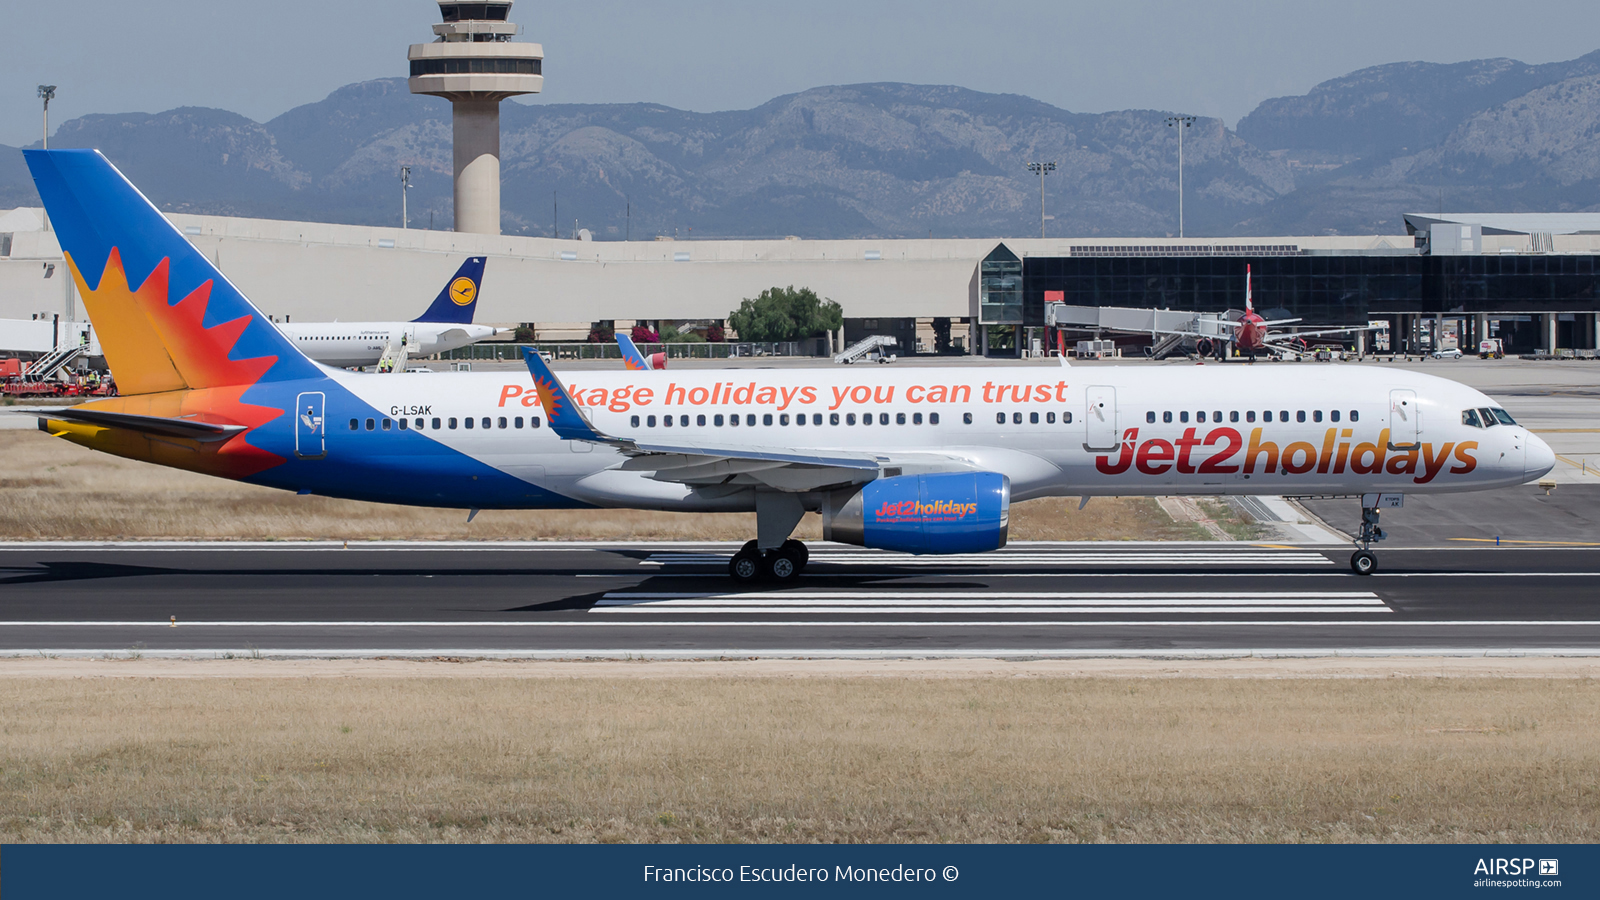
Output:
top-left (727, 286), bottom-right (842, 343)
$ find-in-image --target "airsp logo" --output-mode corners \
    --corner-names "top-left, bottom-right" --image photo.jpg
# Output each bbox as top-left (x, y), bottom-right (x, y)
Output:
top-left (449, 276), bottom-right (477, 307)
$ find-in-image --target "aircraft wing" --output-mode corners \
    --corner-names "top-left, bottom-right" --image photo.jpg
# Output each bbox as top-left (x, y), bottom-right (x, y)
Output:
top-left (520, 348), bottom-right (955, 492)
top-left (11, 407), bottom-right (248, 442)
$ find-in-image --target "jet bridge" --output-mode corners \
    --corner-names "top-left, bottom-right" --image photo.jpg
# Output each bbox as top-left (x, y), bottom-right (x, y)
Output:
top-left (1045, 303), bottom-right (1238, 359)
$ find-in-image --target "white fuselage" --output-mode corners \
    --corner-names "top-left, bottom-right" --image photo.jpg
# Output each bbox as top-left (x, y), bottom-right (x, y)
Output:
top-left (278, 322), bottom-right (499, 368)
top-left (315, 363), bottom-right (1554, 512)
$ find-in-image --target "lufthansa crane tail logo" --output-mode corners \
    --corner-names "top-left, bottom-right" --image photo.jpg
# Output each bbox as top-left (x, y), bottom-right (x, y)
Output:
top-left (449, 276), bottom-right (478, 307)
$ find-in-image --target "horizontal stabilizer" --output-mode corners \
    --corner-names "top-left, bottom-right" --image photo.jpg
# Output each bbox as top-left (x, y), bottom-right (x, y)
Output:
top-left (14, 407), bottom-right (246, 442)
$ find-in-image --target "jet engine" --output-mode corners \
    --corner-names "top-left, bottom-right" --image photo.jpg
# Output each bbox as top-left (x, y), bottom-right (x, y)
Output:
top-left (823, 472), bottom-right (1010, 554)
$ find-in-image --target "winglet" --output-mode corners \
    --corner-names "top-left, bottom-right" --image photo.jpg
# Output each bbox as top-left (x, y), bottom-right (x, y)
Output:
top-left (520, 347), bottom-right (609, 442)
top-left (616, 333), bottom-right (651, 370)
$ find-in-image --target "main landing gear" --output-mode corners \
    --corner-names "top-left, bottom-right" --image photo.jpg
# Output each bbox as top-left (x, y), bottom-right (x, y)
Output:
top-left (1350, 499), bottom-right (1389, 575)
top-left (729, 539), bottom-right (809, 583)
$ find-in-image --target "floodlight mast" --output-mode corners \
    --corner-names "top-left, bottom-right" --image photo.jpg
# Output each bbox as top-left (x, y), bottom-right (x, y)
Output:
top-left (1165, 115), bottom-right (1196, 237)
top-left (400, 165), bottom-right (412, 229)
top-left (38, 85), bottom-right (56, 150)
top-left (1026, 161), bottom-right (1056, 239)
top-left (38, 85), bottom-right (57, 231)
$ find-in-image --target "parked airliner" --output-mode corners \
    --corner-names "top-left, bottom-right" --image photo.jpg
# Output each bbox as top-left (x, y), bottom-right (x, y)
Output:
top-left (20, 149), bottom-right (1555, 581)
top-left (276, 257), bottom-right (497, 367)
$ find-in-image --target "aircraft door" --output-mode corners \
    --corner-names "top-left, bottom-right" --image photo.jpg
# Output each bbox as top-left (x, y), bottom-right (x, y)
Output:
top-left (1085, 385), bottom-right (1118, 451)
top-left (1389, 389), bottom-right (1420, 449)
top-left (295, 392), bottom-right (327, 459)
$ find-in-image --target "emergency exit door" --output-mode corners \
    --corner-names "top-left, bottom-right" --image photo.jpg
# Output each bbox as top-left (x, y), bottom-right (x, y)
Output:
top-left (1389, 389), bottom-right (1420, 449)
top-left (295, 392), bottom-right (327, 459)
top-left (1085, 386), bottom-right (1119, 451)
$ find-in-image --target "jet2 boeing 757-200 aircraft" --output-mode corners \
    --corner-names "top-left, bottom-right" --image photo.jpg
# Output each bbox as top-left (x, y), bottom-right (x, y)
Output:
top-left (19, 149), bottom-right (1555, 580)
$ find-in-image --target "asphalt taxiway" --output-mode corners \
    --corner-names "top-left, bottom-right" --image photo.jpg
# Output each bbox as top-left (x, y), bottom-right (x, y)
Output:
top-left (2, 542), bottom-right (1598, 658)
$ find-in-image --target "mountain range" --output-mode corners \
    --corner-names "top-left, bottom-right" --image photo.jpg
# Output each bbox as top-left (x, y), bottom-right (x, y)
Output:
top-left (4, 49), bottom-right (1599, 239)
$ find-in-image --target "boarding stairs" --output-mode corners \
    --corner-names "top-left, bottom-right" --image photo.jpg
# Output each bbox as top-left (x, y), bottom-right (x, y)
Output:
top-left (1149, 330), bottom-right (1189, 360)
top-left (376, 334), bottom-right (410, 374)
top-left (834, 334), bottom-right (898, 364)
top-left (23, 341), bottom-right (85, 383)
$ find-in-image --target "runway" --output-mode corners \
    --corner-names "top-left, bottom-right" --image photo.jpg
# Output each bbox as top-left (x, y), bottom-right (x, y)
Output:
top-left (2, 542), bottom-right (1599, 658)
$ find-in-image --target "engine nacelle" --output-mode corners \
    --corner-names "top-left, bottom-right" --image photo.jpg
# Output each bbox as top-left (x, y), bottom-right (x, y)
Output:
top-left (823, 472), bottom-right (1010, 554)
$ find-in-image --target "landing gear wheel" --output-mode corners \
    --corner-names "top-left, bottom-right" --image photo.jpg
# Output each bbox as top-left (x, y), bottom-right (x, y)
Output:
top-left (781, 539), bottom-right (809, 570)
top-left (729, 545), bottom-right (763, 583)
top-left (1350, 550), bottom-right (1377, 576)
top-left (764, 547), bottom-right (802, 583)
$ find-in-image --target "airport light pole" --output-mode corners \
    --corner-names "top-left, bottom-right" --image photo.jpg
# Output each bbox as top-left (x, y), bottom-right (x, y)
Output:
top-left (1165, 115), bottom-right (1196, 237)
top-left (38, 85), bottom-right (55, 149)
top-left (38, 86), bottom-right (56, 232)
top-left (400, 165), bottom-right (411, 229)
top-left (1026, 161), bottom-right (1056, 238)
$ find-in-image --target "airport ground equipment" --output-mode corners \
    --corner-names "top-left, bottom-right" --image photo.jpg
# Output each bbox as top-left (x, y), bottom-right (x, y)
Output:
top-left (408, 1), bottom-right (543, 235)
top-left (834, 335), bottom-right (898, 364)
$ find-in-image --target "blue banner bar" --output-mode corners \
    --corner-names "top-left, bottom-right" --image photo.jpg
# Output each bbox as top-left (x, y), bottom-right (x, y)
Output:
top-left (3, 844), bottom-right (1591, 898)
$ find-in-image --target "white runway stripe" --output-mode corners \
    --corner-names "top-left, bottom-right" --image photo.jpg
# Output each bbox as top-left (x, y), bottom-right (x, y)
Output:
top-left (644, 552), bottom-right (1333, 566)
top-left (594, 590), bottom-right (1388, 615)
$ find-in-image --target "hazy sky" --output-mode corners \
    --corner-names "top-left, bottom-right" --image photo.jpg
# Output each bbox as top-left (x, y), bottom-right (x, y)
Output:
top-left (2, 0), bottom-right (1597, 147)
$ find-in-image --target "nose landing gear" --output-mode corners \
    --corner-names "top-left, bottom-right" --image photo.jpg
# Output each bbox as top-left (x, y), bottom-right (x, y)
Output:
top-left (1350, 496), bottom-right (1395, 575)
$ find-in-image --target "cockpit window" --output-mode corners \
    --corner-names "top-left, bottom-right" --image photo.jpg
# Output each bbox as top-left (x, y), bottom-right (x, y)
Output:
top-left (1461, 409), bottom-right (1482, 428)
top-left (1479, 407), bottom-right (1500, 427)
top-left (1491, 408), bottom-right (1517, 426)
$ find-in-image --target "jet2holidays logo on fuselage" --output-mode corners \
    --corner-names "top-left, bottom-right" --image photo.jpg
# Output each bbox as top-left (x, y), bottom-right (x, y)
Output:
top-left (1093, 426), bottom-right (1478, 485)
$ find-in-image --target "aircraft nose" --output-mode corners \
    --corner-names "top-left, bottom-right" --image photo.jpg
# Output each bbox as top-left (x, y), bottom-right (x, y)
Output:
top-left (1525, 432), bottom-right (1556, 481)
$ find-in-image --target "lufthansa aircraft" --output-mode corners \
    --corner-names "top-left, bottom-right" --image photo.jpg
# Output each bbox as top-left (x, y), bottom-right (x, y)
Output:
top-left (21, 150), bottom-right (1555, 582)
top-left (275, 257), bottom-right (497, 367)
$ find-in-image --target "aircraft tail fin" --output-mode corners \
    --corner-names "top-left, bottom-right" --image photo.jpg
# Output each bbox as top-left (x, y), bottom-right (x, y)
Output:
top-left (1245, 264), bottom-right (1253, 314)
top-left (413, 257), bottom-right (487, 324)
top-left (23, 149), bottom-right (320, 396)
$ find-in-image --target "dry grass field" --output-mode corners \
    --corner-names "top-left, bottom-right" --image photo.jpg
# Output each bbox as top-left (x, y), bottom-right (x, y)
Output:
top-left (1, 669), bottom-right (1596, 843)
top-left (0, 431), bottom-right (1205, 542)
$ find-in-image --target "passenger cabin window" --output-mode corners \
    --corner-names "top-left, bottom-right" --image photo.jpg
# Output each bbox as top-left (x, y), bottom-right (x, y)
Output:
top-left (464, 417), bottom-right (474, 429)
top-left (1313, 410), bottom-right (1323, 423)
top-left (1246, 411), bottom-right (1256, 423)
top-left (1331, 411), bottom-right (1340, 423)
top-left (931, 412), bottom-right (941, 425)
top-left (1147, 412), bottom-right (1156, 424)
top-left (1163, 412), bottom-right (1173, 424)
top-left (1296, 411), bottom-right (1306, 423)
top-left (963, 413), bottom-right (972, 425)
top-left (1180, 411), bottom-right (1189, 423)
top-left (349, 418), bottom-right (359, 431)
top-left (1349, 410), bottom-right (1359, 423)
top-left (530, 417), bottom-right (541, 429)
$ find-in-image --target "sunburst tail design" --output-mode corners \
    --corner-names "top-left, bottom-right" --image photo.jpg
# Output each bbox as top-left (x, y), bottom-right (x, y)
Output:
top-left (24, 149), bottom-right (328, 479)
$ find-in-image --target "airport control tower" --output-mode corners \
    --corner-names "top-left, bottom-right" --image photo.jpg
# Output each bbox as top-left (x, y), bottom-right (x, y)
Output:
top-left (408, 1), bottom-right (543, 235)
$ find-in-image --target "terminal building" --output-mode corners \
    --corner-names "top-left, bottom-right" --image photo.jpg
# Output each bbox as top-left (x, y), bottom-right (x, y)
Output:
top-left (4, 209), bottom-right (1600, 359)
